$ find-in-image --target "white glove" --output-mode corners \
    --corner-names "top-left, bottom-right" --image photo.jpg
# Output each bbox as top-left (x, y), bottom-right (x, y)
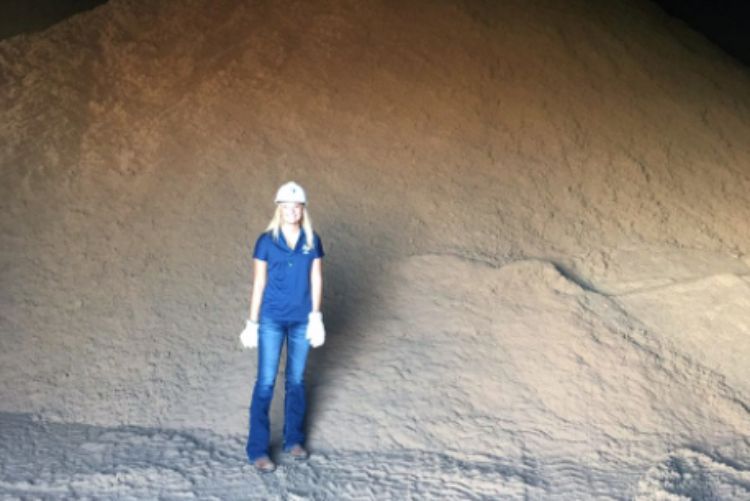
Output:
top-left (306, 312), bottom-right (325, 348)
top-left (240, 319), bottom-right (259, 349)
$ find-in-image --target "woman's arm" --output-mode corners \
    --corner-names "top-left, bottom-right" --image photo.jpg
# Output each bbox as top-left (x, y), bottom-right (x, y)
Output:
top-left (310, 258), bottom-right (323, 312)
top-left (249, 258), bottom-right (267, 322)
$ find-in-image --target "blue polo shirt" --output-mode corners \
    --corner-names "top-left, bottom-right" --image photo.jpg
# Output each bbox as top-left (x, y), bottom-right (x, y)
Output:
top-left (253, 229), bottom-right (325, 322)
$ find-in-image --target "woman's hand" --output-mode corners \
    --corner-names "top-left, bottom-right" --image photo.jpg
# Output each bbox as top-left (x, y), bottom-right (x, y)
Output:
top-left (306, 312), bottom-right (325, 348)
top-left (240, 319), bottom-right (259, 349)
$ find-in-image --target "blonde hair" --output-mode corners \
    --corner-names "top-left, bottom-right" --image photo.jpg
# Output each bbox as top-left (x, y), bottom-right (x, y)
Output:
top-left (265, 204), bottom-right (315, 249)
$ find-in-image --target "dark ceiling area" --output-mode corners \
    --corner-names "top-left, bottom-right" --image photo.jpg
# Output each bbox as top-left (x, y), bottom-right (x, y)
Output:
top-left (650, 0), bottom-right (750, 67)
top-left (1, 0), bottom-right (748, 69)
top-left (0, 0), bottom-right (107, 40)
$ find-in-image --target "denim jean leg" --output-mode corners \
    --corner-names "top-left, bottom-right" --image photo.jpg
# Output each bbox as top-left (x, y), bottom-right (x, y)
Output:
top-left (283, 320), bottom-right (311, 450)
top-left (246, 319), bottom-right (284, 461)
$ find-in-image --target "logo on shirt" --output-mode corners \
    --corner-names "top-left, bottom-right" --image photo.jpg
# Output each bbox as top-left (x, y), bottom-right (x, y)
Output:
top-left (302, 244), bottom-right (312, 254)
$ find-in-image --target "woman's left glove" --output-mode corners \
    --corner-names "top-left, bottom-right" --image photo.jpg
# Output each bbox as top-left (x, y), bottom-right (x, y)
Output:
top-left (306, 312), bottom-right (325, 348)
top-left (240, 319), bottom-right (259, 349)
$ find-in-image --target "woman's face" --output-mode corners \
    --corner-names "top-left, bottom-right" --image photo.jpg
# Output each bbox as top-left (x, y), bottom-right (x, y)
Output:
top-left (280, 202), bottom-right (304, 225)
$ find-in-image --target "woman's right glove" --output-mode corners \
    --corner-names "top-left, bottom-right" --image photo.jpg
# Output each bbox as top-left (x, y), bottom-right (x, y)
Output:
top-left (306, 312), bottom-right (325, 348)
top-left (239, 319), bottom-right (259, 349)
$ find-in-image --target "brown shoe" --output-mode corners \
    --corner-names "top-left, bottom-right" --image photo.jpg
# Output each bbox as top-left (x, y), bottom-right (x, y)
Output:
top-left (253, 456), bottom-right (276, 473)
top-left (286, 444), bottom-right (309, 460)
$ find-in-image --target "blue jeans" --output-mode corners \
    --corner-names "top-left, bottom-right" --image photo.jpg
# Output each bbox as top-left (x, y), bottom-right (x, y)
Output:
top-left (246, 318), bottom-right (311, 461)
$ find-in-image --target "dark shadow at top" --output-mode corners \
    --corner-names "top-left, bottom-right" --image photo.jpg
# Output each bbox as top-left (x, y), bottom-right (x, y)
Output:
top-left (0, 0), bottom-right (107, 40)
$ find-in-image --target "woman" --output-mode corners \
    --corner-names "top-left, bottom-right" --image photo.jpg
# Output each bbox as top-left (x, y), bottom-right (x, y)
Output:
top-left (239, 181), bottom-right (326, 473)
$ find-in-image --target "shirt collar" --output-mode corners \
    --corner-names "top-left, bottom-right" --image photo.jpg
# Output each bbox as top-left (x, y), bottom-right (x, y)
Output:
top-left (280, 228), bottom-right (306, 252)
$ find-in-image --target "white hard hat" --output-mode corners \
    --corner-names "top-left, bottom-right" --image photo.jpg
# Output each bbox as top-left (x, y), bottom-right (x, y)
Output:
top-left (274, 181), bottom-right (307, 205)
